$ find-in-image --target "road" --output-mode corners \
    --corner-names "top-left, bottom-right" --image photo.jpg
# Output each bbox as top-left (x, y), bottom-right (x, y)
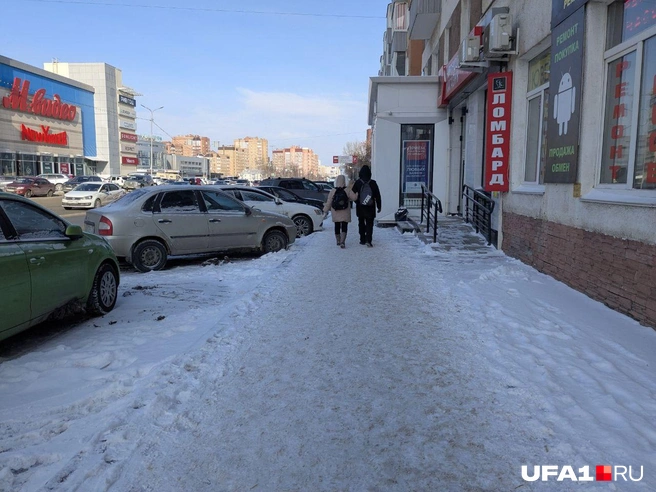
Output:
top-left (30, 195), bottom-right (86, 227)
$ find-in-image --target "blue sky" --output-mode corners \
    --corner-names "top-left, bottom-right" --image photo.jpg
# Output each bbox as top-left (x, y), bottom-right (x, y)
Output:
top-left (3, 0), bottom-right (387, 165)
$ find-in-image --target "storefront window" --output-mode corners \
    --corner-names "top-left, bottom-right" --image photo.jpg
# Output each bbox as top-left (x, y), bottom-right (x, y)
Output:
top-left (525, 50), bottom-right (550, 184)
top-left (400, 124), bottom-right (434, 208)
top-left (634, 36), bottom-right (656, 189)
top-left (600, 52), bottom-right (636, 184)
top-left (1, 153), bottom-right (15, 176)
top-left (40, 155), bottom-right (54, 174)
top-left (607, 0), bottom-right (656, 48)
top-left (600, 2), bottom-right (656, 190)
top-left (18, 154), bottom-right (37, 176)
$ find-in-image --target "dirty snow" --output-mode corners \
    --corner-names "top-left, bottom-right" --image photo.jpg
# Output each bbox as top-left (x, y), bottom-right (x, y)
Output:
top-left (0, 216), bottom-right (654, 491)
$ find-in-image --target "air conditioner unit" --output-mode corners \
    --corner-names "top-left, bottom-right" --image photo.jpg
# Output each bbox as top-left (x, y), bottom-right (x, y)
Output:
top-left (460, 34), bottom-right (482, 63)
top-left (488, 13), bottom-right (513, 52)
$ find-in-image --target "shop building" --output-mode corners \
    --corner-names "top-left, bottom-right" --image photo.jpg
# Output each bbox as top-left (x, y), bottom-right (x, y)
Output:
top-left (43, 62), bottom-right (140, 177)
top-left (368, 0), bottom-right (655, 328)
top-left (0, 55), bottom-right (97, 177)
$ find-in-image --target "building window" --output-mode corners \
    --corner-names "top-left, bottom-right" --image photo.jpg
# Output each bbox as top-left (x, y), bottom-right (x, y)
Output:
top-left (524, 50), bottom-right (550, 184)
top-left (600, 2), bottom-right (656, 190)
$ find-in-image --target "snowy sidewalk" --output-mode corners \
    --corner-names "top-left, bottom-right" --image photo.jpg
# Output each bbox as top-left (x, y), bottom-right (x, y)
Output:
top-left (1, 218), bottom-right (655, 491)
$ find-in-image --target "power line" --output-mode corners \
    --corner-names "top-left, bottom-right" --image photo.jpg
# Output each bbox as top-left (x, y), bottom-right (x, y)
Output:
top-left (23, 0), bottom-right (384, 19)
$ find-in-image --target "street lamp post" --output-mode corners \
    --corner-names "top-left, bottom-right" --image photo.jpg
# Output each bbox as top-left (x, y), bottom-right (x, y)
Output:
top-left (141, 104), bottom-right (163, 175)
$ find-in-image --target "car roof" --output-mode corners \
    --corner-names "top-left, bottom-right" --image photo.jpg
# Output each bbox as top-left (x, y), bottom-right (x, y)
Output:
top-left (217, 185), bottom-right (276, 198)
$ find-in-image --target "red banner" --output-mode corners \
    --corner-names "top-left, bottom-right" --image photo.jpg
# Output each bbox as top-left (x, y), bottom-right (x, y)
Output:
top-left (484, 72), bottom-right (513, 192)
top-left (120, 132), bottom-right (138, 142)
top-left (122, 156), bottom-right (139, 165)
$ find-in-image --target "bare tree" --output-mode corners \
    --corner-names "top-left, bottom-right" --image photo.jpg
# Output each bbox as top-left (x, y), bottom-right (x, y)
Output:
top-left (343, 140), bottom-right (371, 181)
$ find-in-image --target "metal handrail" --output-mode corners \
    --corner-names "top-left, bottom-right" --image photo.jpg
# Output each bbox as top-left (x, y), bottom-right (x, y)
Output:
top-left (461, 185), bottom-right (495, 245)
top-left (420, 184), bottom-right (443, 243)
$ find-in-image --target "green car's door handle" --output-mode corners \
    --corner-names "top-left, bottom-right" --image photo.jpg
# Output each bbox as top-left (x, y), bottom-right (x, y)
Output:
top-left (209, 218), bottom-right (221, 223)
top-left (29, 257), bottom-right (45, 264)
top-left (158, 219), bottom-right (172, 224)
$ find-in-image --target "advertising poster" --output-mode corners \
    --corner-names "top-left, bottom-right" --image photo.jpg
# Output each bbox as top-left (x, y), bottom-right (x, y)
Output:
top-left (484, 72), bottom-right (513, 192)
top-left (402, 140), bottom-right (430, 193)
top-left (545, 6), bottom-right (585, 183)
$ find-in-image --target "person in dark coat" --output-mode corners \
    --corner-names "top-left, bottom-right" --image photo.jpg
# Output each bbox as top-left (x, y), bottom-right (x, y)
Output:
top-left (351, 165), bottom-right (382, 247)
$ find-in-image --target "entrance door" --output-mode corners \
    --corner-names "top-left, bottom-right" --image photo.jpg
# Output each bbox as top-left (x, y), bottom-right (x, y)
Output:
top-left (399, 124), bottom-right (434, 209)
top-left (458, 106), bottom-right (467, 214)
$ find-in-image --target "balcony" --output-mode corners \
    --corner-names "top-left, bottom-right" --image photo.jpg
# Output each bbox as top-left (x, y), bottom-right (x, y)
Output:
top-left (391, 29), bottom-right (408, 53)
top-left (408, 0), bottom-right (440, 40)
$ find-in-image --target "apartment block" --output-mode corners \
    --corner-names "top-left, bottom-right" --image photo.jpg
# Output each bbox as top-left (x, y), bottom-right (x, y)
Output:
top-left (368, 0), bottom-right (656, 328)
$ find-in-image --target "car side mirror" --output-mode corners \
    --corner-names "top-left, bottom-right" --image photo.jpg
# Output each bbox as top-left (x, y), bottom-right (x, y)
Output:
top-left (275, 198), bottom-right (283, 205)
top-left (244, 207), bottom-right (252, 216)
top-left (65, 225), bottom-right (84, 239)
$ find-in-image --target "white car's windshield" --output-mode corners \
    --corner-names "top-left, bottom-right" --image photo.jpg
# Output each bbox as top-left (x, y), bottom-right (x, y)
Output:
top-left (73, 183), bottom-right (103, 191)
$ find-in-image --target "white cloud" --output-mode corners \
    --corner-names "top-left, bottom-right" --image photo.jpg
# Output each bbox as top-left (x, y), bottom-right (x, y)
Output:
top-left (142, 88), bottom-right (368, 163)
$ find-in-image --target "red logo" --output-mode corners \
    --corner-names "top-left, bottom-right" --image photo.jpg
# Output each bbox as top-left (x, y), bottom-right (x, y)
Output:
top-left (2, 78), bottom-right (77, 121)
top-left (596, 465), bottom-right (612, 481)
top-left (122, 156), bottom-right (138, 165)
top-left (21, 124), bottom-right (68, 146)
top-left (120, 132), bottom-right (138, 142)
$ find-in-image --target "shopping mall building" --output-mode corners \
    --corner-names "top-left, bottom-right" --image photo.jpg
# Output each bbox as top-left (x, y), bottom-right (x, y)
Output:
top-left (0, 55), bottom-right (97, 177)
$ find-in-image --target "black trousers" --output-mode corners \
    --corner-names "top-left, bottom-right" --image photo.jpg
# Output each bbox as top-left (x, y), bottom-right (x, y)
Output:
top-left (334, 222), bottom-right (348, 234)
top-left (358, 215), bottom-right (375, 244)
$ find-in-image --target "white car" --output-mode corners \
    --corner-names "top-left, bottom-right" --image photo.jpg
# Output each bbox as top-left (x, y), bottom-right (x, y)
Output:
top-left (37, 173), bottom-right (70, 192)
top-left (103, 175), bottom-right (129, 187)
top-left (62, 182), bottom-right (126, 210)
top-left (218, 186), bottom-right (323, 238)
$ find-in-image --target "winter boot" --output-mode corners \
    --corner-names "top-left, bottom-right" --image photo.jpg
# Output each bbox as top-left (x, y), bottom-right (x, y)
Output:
top-left (340, 232), bottom-right (347, 248)
top-left (335, 234), bottom-right (341, 246)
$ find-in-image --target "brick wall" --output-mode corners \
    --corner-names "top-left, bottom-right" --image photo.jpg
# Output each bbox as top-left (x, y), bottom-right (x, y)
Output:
top-left (502, 212), bottom-right (656, 329)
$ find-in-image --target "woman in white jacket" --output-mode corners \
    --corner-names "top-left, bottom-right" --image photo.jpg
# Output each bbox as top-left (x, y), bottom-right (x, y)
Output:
top-left (323, 174), bottom-right (357, 248)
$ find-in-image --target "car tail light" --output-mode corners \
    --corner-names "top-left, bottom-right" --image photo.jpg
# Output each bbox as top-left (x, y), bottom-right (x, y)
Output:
top-left (98, 216), bottom-right (113, 236)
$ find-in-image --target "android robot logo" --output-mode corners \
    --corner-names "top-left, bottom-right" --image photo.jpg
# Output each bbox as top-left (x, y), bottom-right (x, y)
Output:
top-left (553, 72), bottom-right (576, 136)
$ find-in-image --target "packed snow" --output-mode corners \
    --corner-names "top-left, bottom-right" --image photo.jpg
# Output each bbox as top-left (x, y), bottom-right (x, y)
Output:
top-left (0, 215), bottom-right (654, 491)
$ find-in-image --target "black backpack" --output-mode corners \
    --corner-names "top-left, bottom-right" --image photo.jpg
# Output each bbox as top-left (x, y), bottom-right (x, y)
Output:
top-left (358, 180), bottom-right (374, 206)
top-left (332, 187), bottom-right (349, 210)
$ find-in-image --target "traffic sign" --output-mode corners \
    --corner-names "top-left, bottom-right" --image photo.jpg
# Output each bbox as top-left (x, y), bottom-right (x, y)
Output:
top-left (332, 155), bottom-right (355, 164)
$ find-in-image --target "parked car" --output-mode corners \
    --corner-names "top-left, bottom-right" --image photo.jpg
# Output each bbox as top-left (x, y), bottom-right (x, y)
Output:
top-left (123, 174), bottom-right (155, 190)
top-left (83, 185), bottom-right (297, 272)
top-left (257, 185), bottom-right (325, 210)
top-left (0, 175), bottom-right (16, 192)
top-left (37, 173), bottom-right (70, 192)
top-left (218, 186), bottom-right (323, 238)
top-left (314, 180), bottom-right (335, 191)
top-left (62, 182), bottom-right (126, 210)
top-left (5, 177), bottom-right (56, 197)
top-left (62, 175), bottom-right (103, 193)
top-left (213, 179), bottom-right (229, 185)
top-left (103, 175), bottom-right (129, 187)
top-left (259, 177), bottom-right (329, 202)
top-left (0, 192), bottom-right (119, 342)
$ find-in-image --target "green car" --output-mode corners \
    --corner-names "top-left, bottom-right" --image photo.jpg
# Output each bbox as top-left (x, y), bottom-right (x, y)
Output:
top-left (0, 192), bottom-right (120, 342)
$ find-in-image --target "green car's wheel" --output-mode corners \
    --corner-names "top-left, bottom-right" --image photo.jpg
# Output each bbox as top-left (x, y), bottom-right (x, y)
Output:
top-left (262, 230), bottom-right (288, 253)
top-left (132, 239), bottom-right (167, 272)
top-left (87, 263), bottom-right (118, 314)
